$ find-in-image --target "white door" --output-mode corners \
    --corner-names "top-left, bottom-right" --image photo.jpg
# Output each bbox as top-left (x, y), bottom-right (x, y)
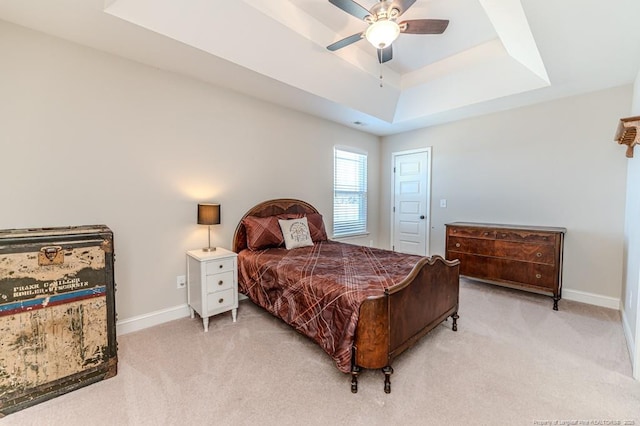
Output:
top-left (392, 149), bottom-right (431, 256)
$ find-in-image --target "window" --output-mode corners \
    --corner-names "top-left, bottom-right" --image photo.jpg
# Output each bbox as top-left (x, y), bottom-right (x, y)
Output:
top-left (333, 147), bottom-right (367, 237)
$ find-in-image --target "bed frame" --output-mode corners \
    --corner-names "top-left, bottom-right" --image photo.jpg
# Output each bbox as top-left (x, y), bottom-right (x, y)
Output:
top-left (233, 198), bottom-right (460, 393)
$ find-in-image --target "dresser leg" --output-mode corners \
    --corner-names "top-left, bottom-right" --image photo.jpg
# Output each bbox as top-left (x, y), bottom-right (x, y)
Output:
top-left (231, 308), bottom-right (237, 323)
top-left (451, 313), bottom-right (459, 331)
top-left (203, 317), bottom-right (209, 332)
top-left (553, 297), bottom-right (559, 311)
top-left (189, 307), bottom-right (195, 319)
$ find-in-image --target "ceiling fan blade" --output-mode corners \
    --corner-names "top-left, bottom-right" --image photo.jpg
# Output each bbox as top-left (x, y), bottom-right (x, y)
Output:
top-left (377, 45), bottom-right (393, 64)
top-left (391, 0), bottom-right (417, 17)
top-left (399, 19), bottom-right (449, 34)
top-left (327, 32), bottom-right (364, 51)
top-left (328, 0), bottom-right (371, 21)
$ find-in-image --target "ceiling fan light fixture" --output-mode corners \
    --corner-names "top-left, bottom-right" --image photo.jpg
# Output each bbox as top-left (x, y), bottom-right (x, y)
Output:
top-left (365, 19), bottom-right (400, 49)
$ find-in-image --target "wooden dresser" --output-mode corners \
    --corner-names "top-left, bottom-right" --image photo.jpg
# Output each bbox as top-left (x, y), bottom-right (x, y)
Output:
top-left (445, 222), bottom-right (566, 310)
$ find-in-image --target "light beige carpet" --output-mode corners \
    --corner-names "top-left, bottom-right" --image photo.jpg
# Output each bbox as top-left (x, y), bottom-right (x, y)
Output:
top-left (3, 279), bottom-right (639, 425)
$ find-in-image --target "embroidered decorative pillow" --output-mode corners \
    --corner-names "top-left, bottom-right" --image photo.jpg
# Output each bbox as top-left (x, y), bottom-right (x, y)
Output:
top-left (305, 213), bottom-right (328, 242)
top-left (243, 215), bottom-right (284, 251)
top-left (278, 217), bottom-right (314, 250)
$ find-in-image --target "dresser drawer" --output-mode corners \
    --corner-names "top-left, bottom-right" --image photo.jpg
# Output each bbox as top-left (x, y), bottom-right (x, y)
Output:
top-left (449, 237), bottom-right (555, 265)
top-left (448, 236), bottom-right (494, 255)
top-left (489, 259), bottom-right (557, 289)
top-left (447, 227), bottom-right (496, 240)
top-left (205, 257), bottom-right (235, 275)
top-left (495, 230), bottom-right (556, 245)
top-left (207, 288), bottom-right (235, 311)
top-left (454, 253), bottom-right (491, 278)
top-left (455, 253), bottom-right (556, 289)
top-left (206, 271), bottom-right (234, 293)
top-left (492, 241), bottom-right (556, 265)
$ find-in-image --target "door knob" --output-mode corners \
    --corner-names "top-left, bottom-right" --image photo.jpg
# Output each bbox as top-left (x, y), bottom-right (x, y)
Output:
top-left (420, 215), bottom-right (425, 219)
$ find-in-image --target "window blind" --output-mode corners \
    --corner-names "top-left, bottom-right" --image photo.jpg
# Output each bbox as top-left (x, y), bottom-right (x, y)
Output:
top-left (333, 148), bottom-right (367, 237)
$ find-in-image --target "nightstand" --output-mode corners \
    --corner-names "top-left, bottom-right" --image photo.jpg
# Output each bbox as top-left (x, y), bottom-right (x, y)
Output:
top-left (186, 248), bottom-right (238, 332)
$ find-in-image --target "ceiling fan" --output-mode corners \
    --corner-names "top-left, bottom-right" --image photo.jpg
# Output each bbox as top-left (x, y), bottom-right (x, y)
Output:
top-left (326, 0), bottom-right (449, 64)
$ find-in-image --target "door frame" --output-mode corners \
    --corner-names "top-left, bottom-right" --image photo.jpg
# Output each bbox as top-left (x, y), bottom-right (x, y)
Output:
top-left (390, 147), bottom-right (432, 255)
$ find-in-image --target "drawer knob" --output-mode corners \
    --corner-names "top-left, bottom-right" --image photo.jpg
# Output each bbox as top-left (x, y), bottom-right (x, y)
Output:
top-left (536, 274), bottom-right (542, 279)
top-left (218, 298), bottom-right (224, 304)
top-left (483, 232), bottom-right (488, 236)
top-left (501, 233), bottom-right (506, 237)
top-left (455, 243), bottom-right (461, 248)
top-left (536, 252), bottom-right (542, 257)
top-left (219, 264), bottom-right (223, 269)
top-left (218, 280), bottom-right (224, 286)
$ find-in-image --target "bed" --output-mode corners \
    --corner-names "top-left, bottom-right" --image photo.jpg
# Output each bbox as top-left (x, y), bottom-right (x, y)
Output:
top-left (233, 198), bottom-right (460, 393)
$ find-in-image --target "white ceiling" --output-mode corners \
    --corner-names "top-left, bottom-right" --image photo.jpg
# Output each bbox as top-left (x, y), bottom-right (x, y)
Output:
top-left (1, 0), bottom-right (640, 136)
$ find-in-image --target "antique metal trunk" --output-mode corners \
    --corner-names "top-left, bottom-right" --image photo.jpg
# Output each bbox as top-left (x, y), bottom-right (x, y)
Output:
top-left (0, 225), bottom-right (117, 416)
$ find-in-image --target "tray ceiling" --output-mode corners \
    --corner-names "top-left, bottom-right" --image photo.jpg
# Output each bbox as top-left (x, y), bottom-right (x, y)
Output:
top-left (1, 0), bottom-right (640, 135)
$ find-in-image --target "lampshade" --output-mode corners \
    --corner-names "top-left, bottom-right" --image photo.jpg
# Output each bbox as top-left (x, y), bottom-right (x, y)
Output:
top-left (197, 203), bottom-right (220, 226)
top-left (365, 20), bottom-right (400, 49)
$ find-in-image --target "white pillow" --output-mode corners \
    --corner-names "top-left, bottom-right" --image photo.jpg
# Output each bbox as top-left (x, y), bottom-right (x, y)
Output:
top-left (278, 217), bottom-right (314, 250)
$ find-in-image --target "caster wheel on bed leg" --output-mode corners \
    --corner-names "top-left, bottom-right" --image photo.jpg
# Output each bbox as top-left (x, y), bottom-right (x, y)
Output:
top-left (452, 313), bottom-right (459, 332)
top-left (382, 366), bottom-right (393, 394)
top-left (351, 365), bottom-right (361, 394)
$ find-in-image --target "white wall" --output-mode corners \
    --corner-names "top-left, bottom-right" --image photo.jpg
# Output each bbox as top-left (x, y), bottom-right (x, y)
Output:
top-left (380, 86), bottom-right (631, 304)
top-left (622, 69), bottom-right (640, 378)
top-left (0, 21), bottom-right (380, 326)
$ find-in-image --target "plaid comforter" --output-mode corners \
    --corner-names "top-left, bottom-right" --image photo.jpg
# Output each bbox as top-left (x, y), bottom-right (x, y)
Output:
top-left (237, 240), bottom-right (422, 373)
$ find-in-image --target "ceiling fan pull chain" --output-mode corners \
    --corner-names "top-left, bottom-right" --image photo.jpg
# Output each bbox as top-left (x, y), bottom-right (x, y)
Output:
top-left (380, 63), bottom-right (383, 88)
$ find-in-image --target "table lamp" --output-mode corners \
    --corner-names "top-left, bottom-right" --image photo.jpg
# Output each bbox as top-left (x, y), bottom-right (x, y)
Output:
top-left (197, 203), bottom-right (220, 252)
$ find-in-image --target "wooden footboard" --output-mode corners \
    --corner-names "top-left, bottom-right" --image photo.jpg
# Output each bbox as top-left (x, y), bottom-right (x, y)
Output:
top-left (353, 255), bottom-right (460, 393)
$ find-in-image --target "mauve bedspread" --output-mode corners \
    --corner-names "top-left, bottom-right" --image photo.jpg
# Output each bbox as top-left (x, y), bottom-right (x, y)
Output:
top-left (237, 240), bottom-right (422, 373)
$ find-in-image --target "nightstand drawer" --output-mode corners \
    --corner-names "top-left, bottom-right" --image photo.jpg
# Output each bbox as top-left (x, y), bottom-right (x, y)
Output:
top-left (207, 288), bottom-right (234, 311)
top-left (206, 271), bottom-right (234, 293)
top-left (205, 257), bottom-right (235, 275)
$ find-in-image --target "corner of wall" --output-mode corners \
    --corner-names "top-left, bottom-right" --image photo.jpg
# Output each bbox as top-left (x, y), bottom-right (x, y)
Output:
top-left (624, 68), bottom-right (640, 380)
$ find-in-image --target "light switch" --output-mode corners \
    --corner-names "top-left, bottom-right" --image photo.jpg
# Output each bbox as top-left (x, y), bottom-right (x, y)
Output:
top-left (440, 199), bottom-right (447, 208)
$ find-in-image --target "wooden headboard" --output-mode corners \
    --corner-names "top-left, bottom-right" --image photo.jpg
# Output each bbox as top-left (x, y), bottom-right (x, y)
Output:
top-left (232, 198), bottom-right (320, 253)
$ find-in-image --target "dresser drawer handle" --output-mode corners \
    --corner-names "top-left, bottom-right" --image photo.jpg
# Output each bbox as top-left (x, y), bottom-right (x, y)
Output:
top-left (483, 232), bottom-right (489, 236)
top-left (536, 274), bottom-right (542, 279)
top-left (455, 243), bottom-right (461, 248)
top-left (218, 298), bottom-right (224, 304)
top-left (218, 280), bottom-right (224, 286)
top-left (536, 252), bottom-right (542, 257)
top-left (501, 233), bottom-right (506, 237)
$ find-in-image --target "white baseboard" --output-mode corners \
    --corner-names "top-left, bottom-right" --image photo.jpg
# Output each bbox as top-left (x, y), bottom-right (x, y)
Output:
top-left (116, 303), bottom-right (191, 335)
top-left (562, 288), bottom-right (620, 310)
